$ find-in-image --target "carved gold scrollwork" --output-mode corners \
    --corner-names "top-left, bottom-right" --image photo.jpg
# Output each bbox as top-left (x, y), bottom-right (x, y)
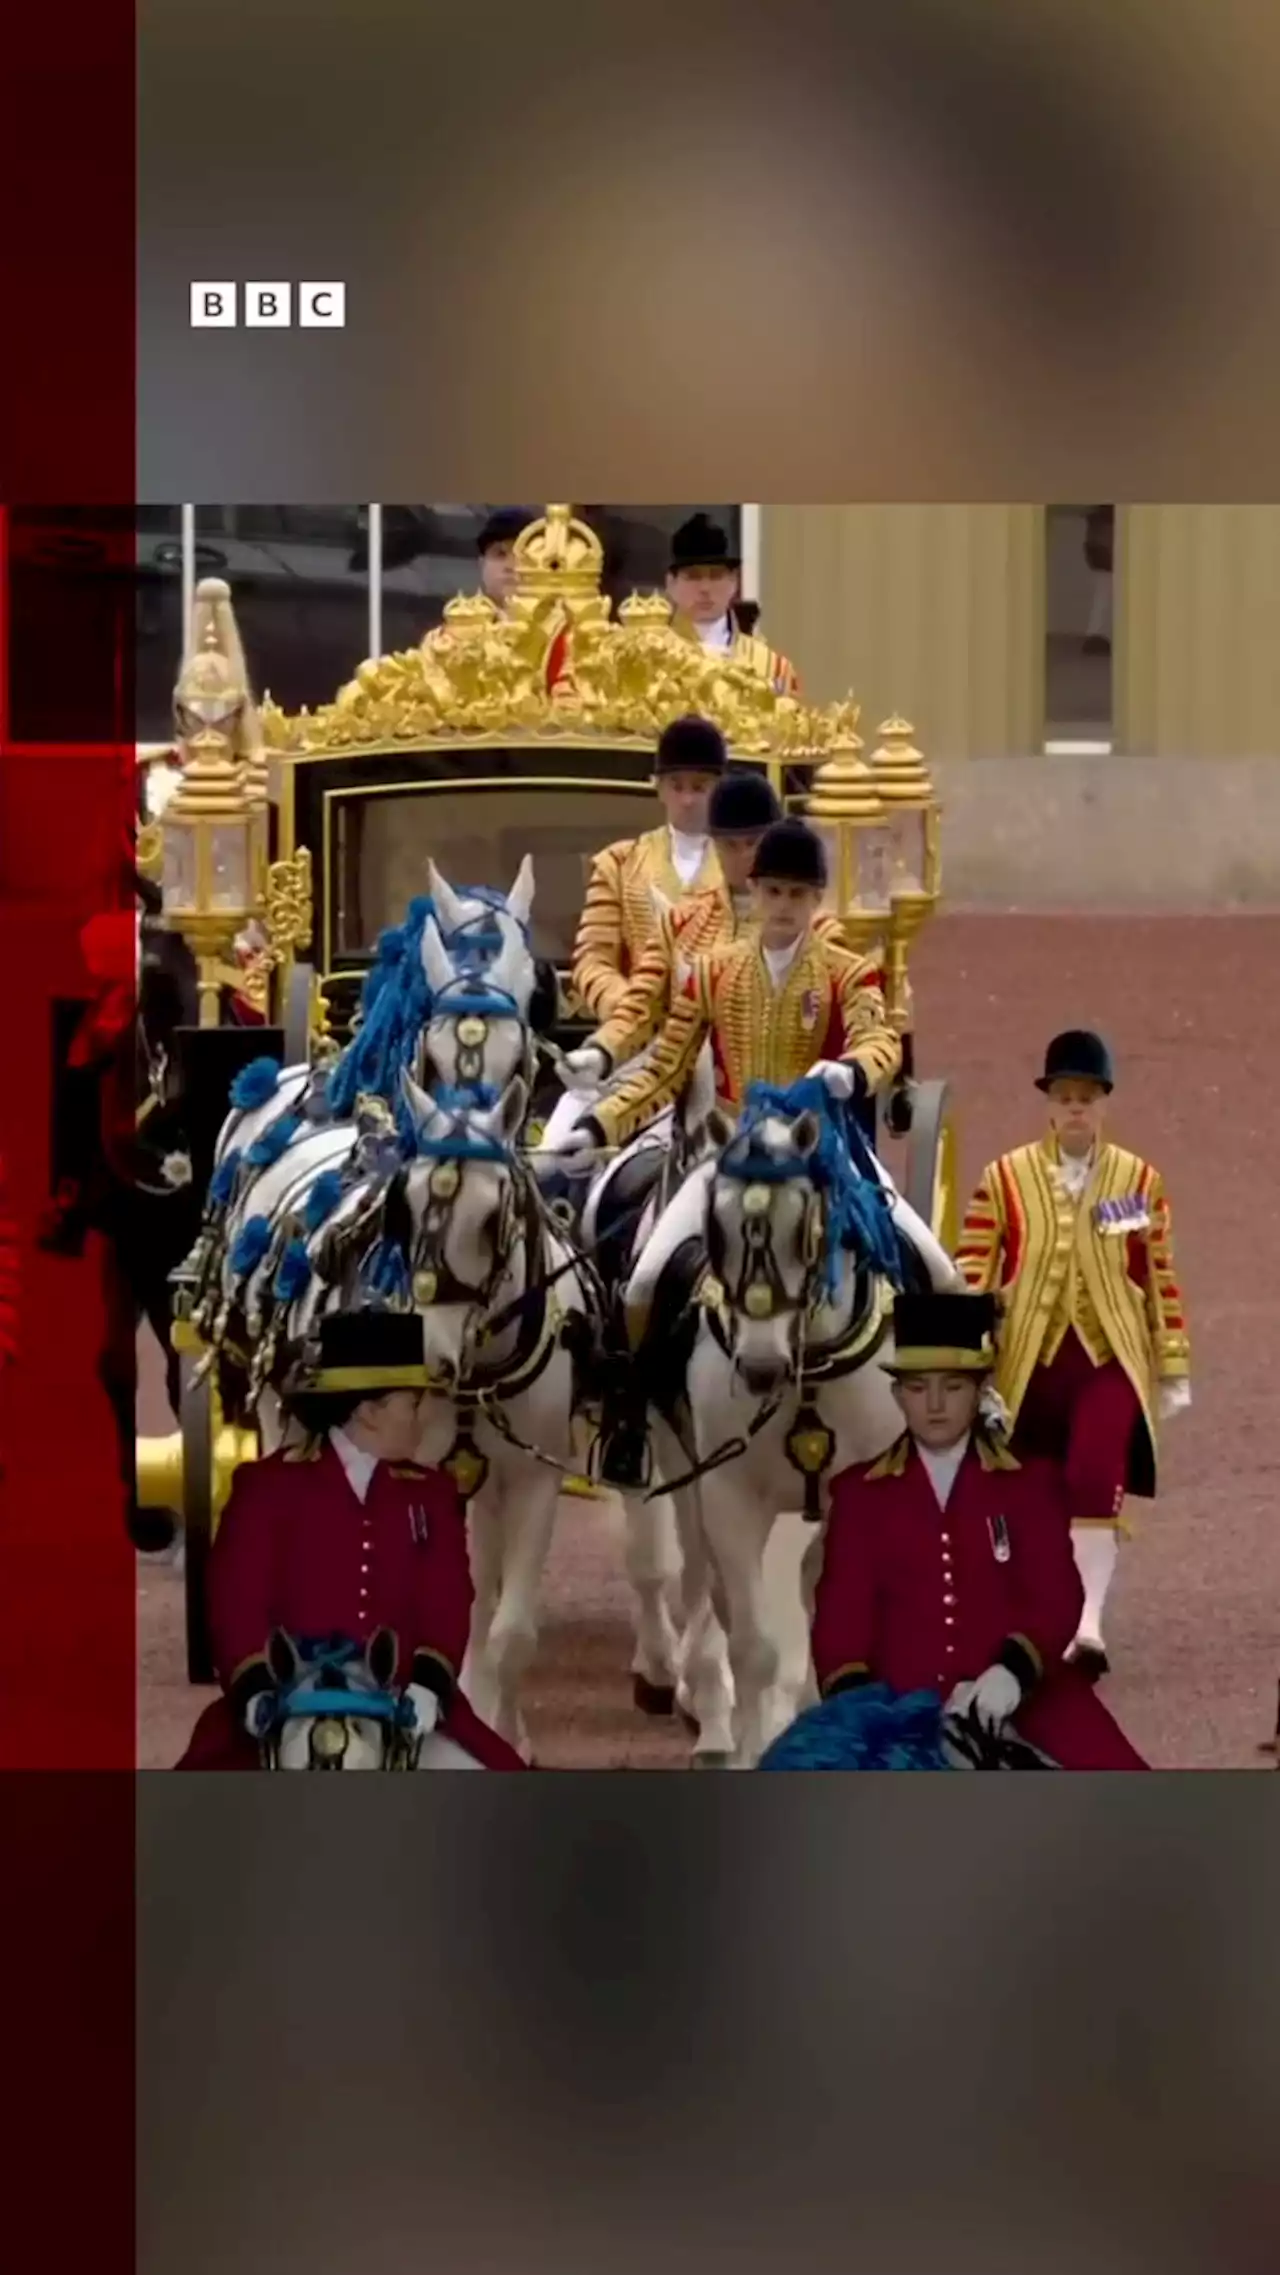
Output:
top-left (264, 848), bottom-right (314, 959)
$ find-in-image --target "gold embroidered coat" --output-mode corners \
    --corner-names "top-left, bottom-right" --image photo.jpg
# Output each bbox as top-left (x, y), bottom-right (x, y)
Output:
top-left (956, 1139), bottom-right (1189, 1445)
top-left (672, 616), bottom-right (800, 695)
top-left (570, 826), bottom-right (721, 1022)
top-left (590, 930), bottom-right (902, 1149)
top-left (591, 887), bottom-right (844, 1069)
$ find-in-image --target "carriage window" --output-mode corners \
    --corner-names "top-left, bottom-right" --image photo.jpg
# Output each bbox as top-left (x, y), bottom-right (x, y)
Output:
top-left (377, 505), bottom-right (744, 648)
top-left (191, 506), bottom-right (372, 715)
top-left (328, 780), bottom-right (661, 967)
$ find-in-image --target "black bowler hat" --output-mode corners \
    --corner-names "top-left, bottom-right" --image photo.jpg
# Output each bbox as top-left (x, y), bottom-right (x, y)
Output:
top-left (308, 1310), bottom-right (429, 1394)
top-left (709, 770), bottom-right (781, 838)
top-left (669, 512), bottom-right (741, 574)
top-left (883, 1291), bottom-right (999, 1376)
top-left (655, 714), bottom-right (727, 777)
top-left (1034, 1029), bottom-right (1114, 1094)
top-left (751, 817), bottom-right (828, 890)
top-left (476, 509), bottom-right (529, 555)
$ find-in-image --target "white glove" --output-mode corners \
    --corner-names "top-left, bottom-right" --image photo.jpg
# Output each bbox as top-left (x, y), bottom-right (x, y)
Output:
top-left (806, 1060), bottom-right (856, 1101)
top-left (406, 1683), bottom-right (441, 1736)
top-left (559, 1045), bottom-right (608, 1092)
top-left (243, 1692), bottom-right (275, 1739)
top-left (967, 1664), bottom-right (1023, 1733)
top-left (555, 1124), bottom-right (599, 1159)
top-left (1158, 1378), bottom-right (1192, 1422)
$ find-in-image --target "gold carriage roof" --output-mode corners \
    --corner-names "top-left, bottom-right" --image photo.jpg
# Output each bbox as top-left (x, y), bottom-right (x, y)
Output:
top-left (259, 504), bottom-right (861, 765)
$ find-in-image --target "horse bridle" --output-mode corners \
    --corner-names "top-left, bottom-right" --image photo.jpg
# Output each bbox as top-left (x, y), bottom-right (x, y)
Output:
top-left (426, 976), bottom-right (527, 1090)
top-left (259, 1683), bottom-right (421, 1771)
top-left (406, 1125), bottom-right (519, 1315)
top-left (706, 1166), bottom-right (827, 1332)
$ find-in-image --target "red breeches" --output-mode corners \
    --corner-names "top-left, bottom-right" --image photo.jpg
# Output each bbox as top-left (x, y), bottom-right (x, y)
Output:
top-left (1012, 1331), bottom-right (1143, 1520)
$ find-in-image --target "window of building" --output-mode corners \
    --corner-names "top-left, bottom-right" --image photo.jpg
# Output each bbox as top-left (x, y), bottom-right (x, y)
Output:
top-left (1044, 504), bottom-right (1114, 753)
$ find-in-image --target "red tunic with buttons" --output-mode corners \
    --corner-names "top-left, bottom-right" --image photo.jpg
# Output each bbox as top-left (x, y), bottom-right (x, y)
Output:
top-left (811, 1431), bottom-right (1147, 1770)
top-left (178, 1443), bottom-right (527, 1770)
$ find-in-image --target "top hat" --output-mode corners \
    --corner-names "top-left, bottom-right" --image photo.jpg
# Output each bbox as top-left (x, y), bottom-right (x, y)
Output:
top-left (883, 1291), bottom-right (999, 1375)
top-left (1034, 1030), bottom-right (1114, 1094)
top-left (476, 509), bottom-right (530, 555)
top-left (306, 1310), bottom-right (429, 1395)
top-left (709, 770), bottom-right (781, 837)
top-left (654, 714), bottom-right (728, 778)
top-left (751, 817), bottom-right (828, 890)
top-left (669, 512), bottom-right (741, 574)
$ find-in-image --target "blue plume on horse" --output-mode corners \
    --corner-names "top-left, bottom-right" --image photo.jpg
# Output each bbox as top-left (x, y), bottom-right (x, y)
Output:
top-left (303, 1170), bottom-right (346, 1232)
top-left (735, 1077), bottom-right (908, 1293)
top-left (326, 899), bottom-right (435, 1122)
top-left (272, 1238), bottom-right (313, 1303)
top-left (229, 1215), bottom-right (275, 1279)
top-left (230, 1057), bottom-right (282, 1111)
top-left (245, 1112), bottom-right (302, 1169)
top-left (758, 1682), bottom-right (950, 1770)
top-left (209, 1149), bottom-right (242, 1207)
top-left (359, 1239), bottom-right (412, 1303)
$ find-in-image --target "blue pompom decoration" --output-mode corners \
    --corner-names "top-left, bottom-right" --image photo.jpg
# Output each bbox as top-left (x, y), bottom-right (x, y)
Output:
top-left (229, 1216), bottom-right (275, 1280)
top-left (208, 1149), bottom-right (242, 1206)
top-left (303, 1170), bottom-right (346, 1232)
top-left (230, 1057), bottom-right (283, 1111)
top-left (360, 1240), bottom-right (411, 1302)
top-left (273, 1238), bottom-right (313, 1302)
top-left (758, 1683), bottom-right (949, 1772)
top-left (245, 1113), bottom-right (302, 1169)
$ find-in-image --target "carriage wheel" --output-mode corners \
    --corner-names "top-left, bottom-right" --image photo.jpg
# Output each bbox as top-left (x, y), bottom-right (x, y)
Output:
top-left (180, 1353), bottom-right (261, 1684)
top-left (283, 961), bottom-right (316, 1064)
top-left (903, 1078), bottom-right (960, 1252)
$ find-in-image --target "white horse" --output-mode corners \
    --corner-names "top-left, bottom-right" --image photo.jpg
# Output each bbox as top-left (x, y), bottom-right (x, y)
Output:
top-left (184, 868), bottom-right (539, 1367)
top-left (280, 1078), bottom-right (592, 1759)
top-left (676, 1100), bottom-right (919, 1766)
top-left (259, 1630), bottom-right (484, 1771)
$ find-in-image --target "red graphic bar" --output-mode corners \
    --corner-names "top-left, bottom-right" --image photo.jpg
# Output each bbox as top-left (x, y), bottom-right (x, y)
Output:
top-left (2, 16), bottom-right (138, 2275)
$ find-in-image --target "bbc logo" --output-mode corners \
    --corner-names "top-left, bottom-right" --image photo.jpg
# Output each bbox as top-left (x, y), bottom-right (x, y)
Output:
top-left (190, 282), bottom-right (346, 328)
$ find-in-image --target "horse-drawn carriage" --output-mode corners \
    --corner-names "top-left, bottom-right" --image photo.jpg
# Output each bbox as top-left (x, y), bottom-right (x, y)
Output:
top-left (132, 505), bottom-right (958, 1684)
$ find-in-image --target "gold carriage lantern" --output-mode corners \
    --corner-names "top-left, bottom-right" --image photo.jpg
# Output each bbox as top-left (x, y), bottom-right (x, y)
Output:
top-left (869, 716), bottom-right (941, 1030)
top-left (804, 710), bottom-right (894, 955)
top-left (161, 715), bottom-right (258, 1027)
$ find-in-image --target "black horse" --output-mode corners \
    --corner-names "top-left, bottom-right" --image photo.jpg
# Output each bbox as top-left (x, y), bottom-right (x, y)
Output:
top-left (42, 879), bottom-right (204, 1550)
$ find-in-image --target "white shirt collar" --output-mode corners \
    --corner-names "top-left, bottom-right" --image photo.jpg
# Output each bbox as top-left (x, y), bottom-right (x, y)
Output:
top-left (330, 1426), bottom-right (379, 1504)
top-left (917, 1433), bottom-right (971, 1508)
top-left (1054, 1146), bottom-right (1094, 1197)
top-left (762, 935), bottom-right (803, 986)
top-left (693, 614), bottom-right (733, 652)
top-left (669, 826), bottom-right (708, 885)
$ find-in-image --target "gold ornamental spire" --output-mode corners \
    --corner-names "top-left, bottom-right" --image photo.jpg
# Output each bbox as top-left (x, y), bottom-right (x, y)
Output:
top-left (511, 504), bottom-right (605, 598)
top-left (805, 707), bottom-right (887, 826)
top-left (869, 714), bottom-right (932, 805)
top-left (175, 575), bottom-right (267, 801)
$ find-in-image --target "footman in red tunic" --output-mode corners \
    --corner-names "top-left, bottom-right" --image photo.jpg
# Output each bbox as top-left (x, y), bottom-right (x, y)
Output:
top-left (811, 1290), bottom-right (1147, 1770)
top-left (178, 1311), bottom-right (527, 1770)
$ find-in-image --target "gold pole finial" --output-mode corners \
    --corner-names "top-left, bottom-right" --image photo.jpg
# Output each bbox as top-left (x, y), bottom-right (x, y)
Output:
top-left (869, 714), bottom-right (932, 805)
top-left (805, 706), bottom-right (886, 826)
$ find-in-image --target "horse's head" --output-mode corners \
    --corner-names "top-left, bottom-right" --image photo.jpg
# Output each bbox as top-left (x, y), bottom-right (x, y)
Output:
top-left (419, 889), bottom-right (535, 1095)
top-left (394, 1075), bottom-right (528, 1387)
top-left (260, 1630), bottom-right (416, 1771)
top-left (705, 1106), bottom-right (828, 1394)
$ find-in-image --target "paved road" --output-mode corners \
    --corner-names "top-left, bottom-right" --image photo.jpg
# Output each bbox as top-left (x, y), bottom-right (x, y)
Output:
top-left (139, 913), bottom-right (1280, 1770)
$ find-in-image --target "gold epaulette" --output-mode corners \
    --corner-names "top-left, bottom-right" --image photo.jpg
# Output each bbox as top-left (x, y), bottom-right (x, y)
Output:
top-left (975, 1434), bottom-right (1021, 1472)
top-left (865, 1435), bottom-right (911, 1480)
